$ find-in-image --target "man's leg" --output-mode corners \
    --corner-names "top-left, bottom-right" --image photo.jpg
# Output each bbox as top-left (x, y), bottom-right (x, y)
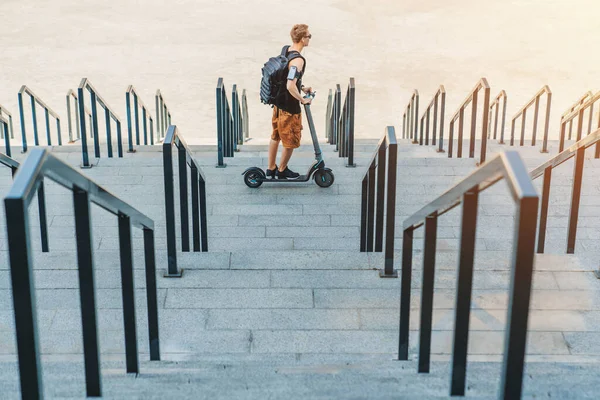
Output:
top-left (268, 139), bottom-right (279, 170)
top-left (279, 147), bottom-right (294, 171)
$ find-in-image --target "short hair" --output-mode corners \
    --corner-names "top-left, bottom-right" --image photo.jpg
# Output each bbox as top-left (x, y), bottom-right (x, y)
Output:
top-left (290, 24), bottom-right (309, 43)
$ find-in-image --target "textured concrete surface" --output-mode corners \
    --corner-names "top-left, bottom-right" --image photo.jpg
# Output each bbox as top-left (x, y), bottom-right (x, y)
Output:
top-left (1, 142), bottom-right (600, 398)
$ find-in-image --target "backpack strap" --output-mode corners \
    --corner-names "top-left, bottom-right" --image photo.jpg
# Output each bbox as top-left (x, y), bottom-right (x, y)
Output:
top-left (280, 45), bottom-right (291, 56)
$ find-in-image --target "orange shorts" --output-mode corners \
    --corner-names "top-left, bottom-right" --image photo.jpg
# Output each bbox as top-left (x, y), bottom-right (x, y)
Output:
top-left (271, 106), bottom-right (302, 149)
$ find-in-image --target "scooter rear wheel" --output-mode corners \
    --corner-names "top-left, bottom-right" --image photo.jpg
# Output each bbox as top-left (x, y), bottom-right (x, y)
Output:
top-left (244, 170), bottom-right (263, 188)
top-left (314, 170), bottom-right (334, 188)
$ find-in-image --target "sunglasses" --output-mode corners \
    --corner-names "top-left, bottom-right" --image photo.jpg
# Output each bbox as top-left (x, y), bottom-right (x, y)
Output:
top-left (305, 34), bottom-right (312, 39)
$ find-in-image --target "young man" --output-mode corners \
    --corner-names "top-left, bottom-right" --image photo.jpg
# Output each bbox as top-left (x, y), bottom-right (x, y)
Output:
top-left (267, 24), bottom-right (313, 179)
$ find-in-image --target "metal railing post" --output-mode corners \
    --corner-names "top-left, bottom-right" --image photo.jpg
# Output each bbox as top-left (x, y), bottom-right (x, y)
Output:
top-left (418, 213), bottom-right (437, 373)
top-left (537, 166), bottom-right (552, 253)
top-left (191, 165), bottom-right (201, 252)
top-left (216, 79), bottom-right (226, 167)
top-left (78, 88), bottom-right (91, 168)
top-left (5, 195), bottom-right (44, 399)
top-left (347, 78), bottom-right (356, 167)
top-left (469, 90), bottom-right (478, 159)
top-left (381, 129), bottom-right (398, 278)
top-left (398, 227), bottom-right (413, 361)
top-left (143, 228), bottom-right (161, 361)
top-left (18, 93), bottom-right (28, 152)
top-left (450, 188), bottom-right (479, 396)
top-left (567, 146), bottom-right (585, 254)
top-left (374, 144), bottom-right (386, 252)
top-left (500, 193), bottom-right (538, 399)
top-left (178, 145), bottom-right (190, 252)
top-left (163, 139), bottom-right (181, 277)
top-left (327, 89), bottom-right (333, 141)
top-left (438, 89), bottom-right (446, 153)
top-left (73, 187), bottom-right (102, 397)
top-left (366, 160), bottom-right (376, 252)
top-left (541, 91), bottom-right (552, 153)
top-left (118, 213), bottom-right (139, 374)
top-left (479, 87), bottom-right (490, 164)
top-left (360, 176), bottom-right (368, 252)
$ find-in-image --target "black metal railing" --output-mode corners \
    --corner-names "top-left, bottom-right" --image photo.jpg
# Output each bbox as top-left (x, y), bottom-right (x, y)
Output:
top-left (337, 78), bottom-right (356, 166)
top-left (360, 126), bottom-right (398, 278)
top-left (0, 103), bottom-right (15, 141)
top-left (488, 90), bottom-right (507, 144)
top-left (559, 91), bottom-right (600, 155)
top-left (155, 90), bottom-right (172, 140)
top-left (66, 89), bottom-right (94, 143)
top-left (232, 84), bottom-right (245, 148)
top-left (561, 91), bottom-right (593, 142)
top-left (241, 89), bottom-right (250, 141)
top-left (126, 86), bottom-right (155, 152)
top-left (532, 127), bottom-right (600, 255)
top-left (4, 148), bottom-right (161, 399)
top-left (18, 86), bottom-right (63, 153)
top-left (0, 114), bottom-right (12, 157)
top-left (509, 86), bottom-right (552, 152)
top-left (448, 78), bottom-right (491, 164)
top-left (402, 90), bottom-right (419, 143)
top-left (327, 84), bottom-right (341, 146)
top-left (77, 78), bottom-right (125, 167)
top-left (163, 125), bottom-right (208, 277)
top-left (216, 78), bottom-right (246, 167)
top-left (0, 153), bottom-right (49, 253)
top-left (398, 151), bottom-right (538, 399)
top-left (418, 85), bottom-right (446, 152)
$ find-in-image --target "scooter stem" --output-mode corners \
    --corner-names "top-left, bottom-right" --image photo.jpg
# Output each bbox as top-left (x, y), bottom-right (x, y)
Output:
top-left (303, 104), bottom-right (322, 162)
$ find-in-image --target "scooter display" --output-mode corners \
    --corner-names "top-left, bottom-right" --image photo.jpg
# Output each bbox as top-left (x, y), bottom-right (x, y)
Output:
top-left (242, 92), bottom-right (334, 188)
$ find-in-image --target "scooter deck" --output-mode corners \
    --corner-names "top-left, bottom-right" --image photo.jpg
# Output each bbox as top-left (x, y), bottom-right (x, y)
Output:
top-left (260, 175), bottom-right (311, 183)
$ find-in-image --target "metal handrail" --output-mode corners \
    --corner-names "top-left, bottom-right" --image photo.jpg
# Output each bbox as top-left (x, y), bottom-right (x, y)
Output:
top-left (0, 103), bottom-right (15, 140)
top-left (488, 90), bottom-right (507, 144)
top-left (558, 91), bottom-right (600, 154)
top-left (0, 115), bottom-right (12, 157)
top-left (66, 89), bottom-right (94, 143)
top-left (561, 91), bottom-right (593, 141)
top-left (78, 78), bottom-right (124, 167)
top-left (509, 85), bottom-right (552, 152)
top-left (0, 152), bottom-right (49, 252)
top-left (18, 85), bottom-right (63, 152)
top-left (0, 152), bottom-right (19, 173)
top-left (163, 125), bottom-right (208, 277)
top-left (155, 90), bottom-right (172, 140)
top-left (330, 84), bottom-right (341, 147)
top-left (339, 78), bottom-right (356, 166)
top-left (232, 84), bottom-right (244, 148)
top-left (402, 90), bottom-right (419, 142)
top-left (447, 78), bottom-right (491, 163)
top-left (242, 89), bottom-right (250, 141)
top-left (4, 148), bottom-right (160, 399)
top-left (531, 127), bottom-right (600, 255)
top-left (399, 151), bottom-right (538, 399)
top-left (126, 85), bottom-right (155, 152)
top-left (216, 78), bottom-right (236, 166)
top-left (360, 126), bottom-right (398, 277)
top-left (418, 85), bottom-right (446, 152)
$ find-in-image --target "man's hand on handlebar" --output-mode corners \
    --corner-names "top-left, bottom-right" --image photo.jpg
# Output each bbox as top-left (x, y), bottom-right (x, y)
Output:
top-left (302, 89), bottom-right (316, 105)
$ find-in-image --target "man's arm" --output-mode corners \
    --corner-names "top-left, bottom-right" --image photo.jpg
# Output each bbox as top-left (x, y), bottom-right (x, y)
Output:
top-left (286, 58), bottom-right (311, 104)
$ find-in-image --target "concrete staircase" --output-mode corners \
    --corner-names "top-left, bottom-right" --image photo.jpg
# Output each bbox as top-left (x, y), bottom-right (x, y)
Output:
top-left (1, 137), bottom-right (600, 398)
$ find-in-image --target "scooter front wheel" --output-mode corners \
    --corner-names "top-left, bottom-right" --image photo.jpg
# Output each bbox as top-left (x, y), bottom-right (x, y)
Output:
top-left (314, 170), bottom-right (334, 188)
top-left (244, 170), bottom-right (264, 188)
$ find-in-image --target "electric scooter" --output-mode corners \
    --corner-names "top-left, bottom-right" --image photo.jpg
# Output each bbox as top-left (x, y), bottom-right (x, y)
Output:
top-left (242, 92), bottom-right (334, 188)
